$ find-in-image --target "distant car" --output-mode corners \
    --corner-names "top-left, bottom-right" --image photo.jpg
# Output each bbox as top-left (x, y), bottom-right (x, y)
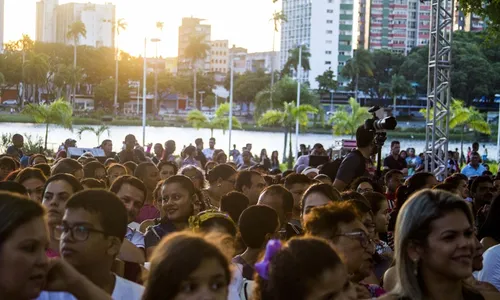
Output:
top-left (2, 100), bottom-right (18, 106)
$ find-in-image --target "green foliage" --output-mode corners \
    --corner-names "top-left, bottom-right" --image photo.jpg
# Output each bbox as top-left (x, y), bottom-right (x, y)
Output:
top-left (185, 34), bottom-right (210, 63)
top-left (22, 98), bottom-right (73, 149)
top-left (329, 98), bottom-right (371, 138)
top-left (282, 45), bottom-right (311, 76)
top-left (0, 133), bottom-right (43, 155)
top-left (186, 103), bottom-right (241, 137)
top-left (271, 11), bottom-right (287, 31)
top-left (78, 125), bottom-right (110, 144)
top-left (315, 67), bottom-right (338, 93)
top-left (341, 49), bottom-right (374, 100)
top-left (67, 21), bottom-right (87, 42)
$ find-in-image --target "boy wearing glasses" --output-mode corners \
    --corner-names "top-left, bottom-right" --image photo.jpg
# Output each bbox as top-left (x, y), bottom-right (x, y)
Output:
top-left (37, 189), bottom-right (144, 300)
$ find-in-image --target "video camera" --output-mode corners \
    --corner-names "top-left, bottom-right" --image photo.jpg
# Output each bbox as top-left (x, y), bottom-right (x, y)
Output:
top-left (364, 106), bottom-right (397, 132)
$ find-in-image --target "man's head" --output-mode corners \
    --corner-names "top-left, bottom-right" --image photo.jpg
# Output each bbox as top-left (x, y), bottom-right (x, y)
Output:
top-left (245, 143), bottom-right (252, 152)
top-left (58, 190), bottom-right (127, 269)
top-left (239, 205), bottom-right (279, 250)
top-left (124, 134), bottom-right (137, 151)
top-left (390, 141), bottom-right (401, 156)
top-left (284, 174), bottom-right (313, 215)
top-left (134, 162), bottom-right (160, 192)
top-left (0, 156), bottom-right (16, 180)
top-left (385, 170), bottom-right (404, 193)
top-left (64, 139), bottom-right (76, 150)
top-left (110, 175), bottom-right (147, 223)
top-left (101, 140), bottom-right (113, 154)
top-left (209, 138), bottom-right (216, 149)
top-left (471, 175), bottom-right (494, 210)
top-left (311, 143), bottom-right (327, 156)
top-left (242, 150), bottom-right (252, 164)
top-left (356, 125), bottom-right (376, 153)
top-left (220, 191), bottom-right (250, 223)
top-left (195, 138), bottom-right (204, 150)
top-left (408, 147), bottom-right (415, 157)
top-left (472, 142), bottom-right (479, 152)
top-left (165, 140), bottom-right (176, 154)
top-left (153, 143), bottom-right (164, 157)
top-left (12, 134), bottom-right (24, 148)
top-left (235, 170), bottom-right (267, 205)
top-left (470, 151), bottom-right (481, 167)
top-left (300, 144), bottom-right (306, 152)
top-left (257, 185), bottom-right (294, 228)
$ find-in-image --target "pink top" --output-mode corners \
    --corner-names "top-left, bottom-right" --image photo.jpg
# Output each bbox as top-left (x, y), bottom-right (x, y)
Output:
top-left (46, 248), bottom-right (59, 258)
top-left (135, 204), bottom-right (160, 223)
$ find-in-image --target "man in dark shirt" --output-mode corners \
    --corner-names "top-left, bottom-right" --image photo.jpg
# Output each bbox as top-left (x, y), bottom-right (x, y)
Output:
top-left (333, 125), bottom-right (377, 192)
top-left (194, 138), bottom-right (207, 169)
top-left (383, 141), bottom-right (408, 175)
top-left (119, 134), bottom-right (146, 164)
top-left (6, 134), bottom-right (24, 159)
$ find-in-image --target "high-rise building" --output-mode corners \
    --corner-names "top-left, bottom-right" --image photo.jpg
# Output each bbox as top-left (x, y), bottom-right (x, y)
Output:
top-left (36, 0), bottom-right (59, 43)
top-left (0, 0), bottom-right (4, 52)
top-left (455, 11), bottom-right (486, 32)
top-left (245, 51), bottom-right (280, 74)
top-left (280, 0), bottom-right (358, 89)
top-left (55, 2), bottom-right (115, 48)
top-left (229, 46), bottom-right (248, 74)
top-left (210, 40), bottom-right (229, 73)
top-left (178, 17), bottom-right (211, 74)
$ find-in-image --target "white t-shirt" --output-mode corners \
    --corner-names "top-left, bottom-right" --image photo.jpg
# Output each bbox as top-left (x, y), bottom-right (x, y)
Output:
top-left (36, 274), bottom-right (144, 300)
top-left (476, 244), bottom-right (500, 291)
top-left (125, 227), bottom-right (145, 249)
top-left (202, 148), bottom-right (215, 160)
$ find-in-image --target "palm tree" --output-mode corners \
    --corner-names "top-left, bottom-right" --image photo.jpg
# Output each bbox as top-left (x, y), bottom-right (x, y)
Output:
top-left (113, 18), bottom-right (128, 114)
top-left (16, 34), bottom-right (34, 107)
top-left (67, 21), bottom-right (87, 104)
top-left (329, 98), bottom-right (372, 138)
top-left (185, 34), bottom-right (210, 109)
top-left (22, 98), bottom-right (73, 150)
top-left (282, 45), bottom-right (311, 77)
top-left (187, 103), bottom-right (241, 137)
top-left (341, 49), bottom-right (374, 102)
top-left (259, 101), bottom-right (318, 168)
top-left (420, 99), bottom-right (490, 161)
top-left (78, 125), bottom-right (110, 145)
top-left (381, 74), bottom-right (415, 116)
top-left (24, 53), bottom-right (49, 104)
top-left (270, 11), bottom-right (287, 109)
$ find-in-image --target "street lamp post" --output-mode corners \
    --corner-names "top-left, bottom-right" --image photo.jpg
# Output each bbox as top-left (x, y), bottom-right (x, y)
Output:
top-left (151, 38), bottom-right (161, 116)
top-left (228, 46), bottom-right (235, 155)
top-left (294, 44), bottom-right (303, 160)
top-left (330, 89), bottom-right (334, 113)
top-left (142, 38), bottom-right (147, 147)
top-left (199, 91), bottom-right (205, 109)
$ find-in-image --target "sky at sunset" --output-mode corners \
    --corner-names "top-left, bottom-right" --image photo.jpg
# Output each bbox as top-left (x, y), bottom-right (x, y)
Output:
top-left (4, 0), bottom-right (281, 57)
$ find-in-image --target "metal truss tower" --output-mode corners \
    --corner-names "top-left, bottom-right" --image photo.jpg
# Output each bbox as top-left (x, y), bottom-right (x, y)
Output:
top-left (424, 0), bottom-right (454, 177)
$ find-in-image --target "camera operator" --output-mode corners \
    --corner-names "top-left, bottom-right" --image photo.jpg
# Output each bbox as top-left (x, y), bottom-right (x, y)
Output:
top-left (333, 125), bottom-right (377, 192)
top-left (383, 141), bottom-right (408, 175)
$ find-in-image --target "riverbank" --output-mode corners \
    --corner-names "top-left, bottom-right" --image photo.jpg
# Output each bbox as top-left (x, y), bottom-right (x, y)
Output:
top-left (0, 113), bottom-right (493, 142)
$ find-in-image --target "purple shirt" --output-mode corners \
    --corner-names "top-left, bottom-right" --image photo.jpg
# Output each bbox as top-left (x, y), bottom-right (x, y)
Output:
top-left (135, 204), bottom-right (160, 224)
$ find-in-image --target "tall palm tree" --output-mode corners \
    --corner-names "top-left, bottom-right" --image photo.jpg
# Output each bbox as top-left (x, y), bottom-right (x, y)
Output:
top-left (78, 125), bottom-right (110, 145)
top-left (66, 21), bottom-right (87, 104)
top-left (16, 34), bottom-right (34, 107)
top-left (282, 45), bottom-right (311, 77)
top-left (420, 99), bottom-right (491, 161)
top-left (187, 103), bottom-right (241, 137)
top-left (24, 53), bottom-right (49, 104)
top-left (113, 18), bottom-right (127, 114)
top-left (259, 101), bottom-right (318, 168)
top-left (22, 98), bottom-right (73, 150)
top-left (270, 11), bottom-right (287, 109)
top-left (380, 74), bottom-right (415, 116)
top-left (185, 34), bottom-right (211, 109)
top-left (341, 49), bottom-right (374, 102)
top-left (329, 97), bottom-right (372, 138)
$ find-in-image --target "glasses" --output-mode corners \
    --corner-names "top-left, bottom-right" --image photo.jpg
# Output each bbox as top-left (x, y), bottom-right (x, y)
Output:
top-left (335, 231), bottom-right (373, 249)
top-left (54, 224), bottom-right (107, 242)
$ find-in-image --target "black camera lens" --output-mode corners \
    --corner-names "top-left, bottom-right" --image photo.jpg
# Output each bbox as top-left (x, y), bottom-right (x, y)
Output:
top-left (372, 116), bottom-right (397, 131)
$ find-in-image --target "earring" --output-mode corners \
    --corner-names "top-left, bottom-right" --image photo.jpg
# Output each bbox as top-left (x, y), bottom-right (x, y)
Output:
top-left (413, 258), bottom-right (419, 276)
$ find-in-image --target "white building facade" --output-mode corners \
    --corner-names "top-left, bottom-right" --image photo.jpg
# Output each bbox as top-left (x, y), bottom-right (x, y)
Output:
top-left (36, 0), bottom-right (59, 43)
top-left (0, 0), bottom-right (4, 51)
top-left (280, 0), bottom-right (356, 89)
top-left (210, 40), bottom-right (229, 73)
top-left (245, 51), bottom-right (280, 74)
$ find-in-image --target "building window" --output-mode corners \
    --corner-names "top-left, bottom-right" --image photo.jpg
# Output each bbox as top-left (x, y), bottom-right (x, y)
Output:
top-left (327, 20), bottom-right (333, 24)
top-left (326, 40), bottom-right (332, 44)
top-left (339, 51), bottom-right (345, 55)
top-left (326, 30), bottom-right (333, 34)
top-left (328, 0), bottom-right (333, 2)
top-left (325, 50), bottom-right (332, 54)
top-left (325, 61), bottom-right (332, 65)
top-left (327, 9), bottom-right (333, 13)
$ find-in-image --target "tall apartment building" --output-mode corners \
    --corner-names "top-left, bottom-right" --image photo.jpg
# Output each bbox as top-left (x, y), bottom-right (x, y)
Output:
top-left (36, 0), bottom-right (59, 43)
top-left (210, 40), bottom-right (229, 73)
top-left (246, 51), bottom-right (280, 73)
top-left (178, 17), bottom-right (211, 74)
top-left (229, 47), bottom-right (249, 74)
top-left (55, 2), bottom-right (115, 48)
top-left (0, 0), bottom-right (4, 52)
top-left (280, 0), bottom-right (357, 89)
top-left (455, 11), bottom-right (485, 32)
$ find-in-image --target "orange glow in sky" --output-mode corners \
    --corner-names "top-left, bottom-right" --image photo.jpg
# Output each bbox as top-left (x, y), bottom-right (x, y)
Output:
top-left (4, 0), bottom-right (281, 57)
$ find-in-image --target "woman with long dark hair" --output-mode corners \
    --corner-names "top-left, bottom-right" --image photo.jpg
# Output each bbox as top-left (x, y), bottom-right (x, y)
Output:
top-left (270, 150), bottom-right (280, 170)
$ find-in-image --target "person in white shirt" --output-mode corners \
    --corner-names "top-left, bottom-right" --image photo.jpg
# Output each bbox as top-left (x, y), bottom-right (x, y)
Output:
top-left (476, 244), bottom-right (500, 291)
top-left (202, 137), bottom-right (216, 160)
top-left (37, 190), bottom-right (144, 300)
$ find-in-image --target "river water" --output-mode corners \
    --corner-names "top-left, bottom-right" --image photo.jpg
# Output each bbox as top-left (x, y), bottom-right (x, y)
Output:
top-left (1, 123), bottom-right (497, 160)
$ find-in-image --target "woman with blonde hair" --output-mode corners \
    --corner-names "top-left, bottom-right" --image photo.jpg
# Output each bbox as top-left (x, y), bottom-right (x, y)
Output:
top-left (379, 189), bottom-right (498, 300)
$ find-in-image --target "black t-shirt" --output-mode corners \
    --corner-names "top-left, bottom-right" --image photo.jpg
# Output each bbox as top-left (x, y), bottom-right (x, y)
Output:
top-left (118, 149), bottom-right (146, 164)
top-left (335, 150), bottom-right (372, 186)
top-left (383, 155), bottom-right (407, 171)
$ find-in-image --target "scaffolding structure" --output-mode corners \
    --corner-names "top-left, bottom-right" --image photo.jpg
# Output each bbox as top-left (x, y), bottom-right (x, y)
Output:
top-left (424, 0), bottom-right (454, 177)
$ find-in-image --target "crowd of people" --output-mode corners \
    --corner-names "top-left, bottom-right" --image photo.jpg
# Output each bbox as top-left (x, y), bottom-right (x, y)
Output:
top-left (0, 126), bottom-right (500, 300)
